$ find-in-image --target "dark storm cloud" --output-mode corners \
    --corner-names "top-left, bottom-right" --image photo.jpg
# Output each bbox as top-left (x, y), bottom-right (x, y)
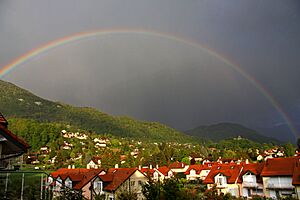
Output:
top-left (1, 0), bottom-right (300, 139)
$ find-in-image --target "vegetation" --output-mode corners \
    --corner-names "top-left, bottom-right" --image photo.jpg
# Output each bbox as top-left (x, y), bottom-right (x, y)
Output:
top-left (185, 122), bottom-right (279, 143)
top-left (0, 80), bottom-right (196, 143)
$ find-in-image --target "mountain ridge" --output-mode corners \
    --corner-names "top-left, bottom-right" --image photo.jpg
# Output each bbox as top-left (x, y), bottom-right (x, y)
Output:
top-left (185, 122), bottom-right (279, 143)
top-left (0, 80), bottom-right (193, 142)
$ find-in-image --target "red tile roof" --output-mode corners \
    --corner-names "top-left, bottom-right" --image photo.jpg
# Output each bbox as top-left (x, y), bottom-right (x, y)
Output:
top-left (157, 166), bottom-right (171, 176)
top-left (140, 168), bottom-right (155, 177)
top-left (50, 168), bottom-right (104, 190)
top-left (169, 161), bottom-right (186, 169)
top-left (91, 156), bottom-right (101, 164)
top-left (104, 168), bottom-right (140, 191)
top-left (237, 163), bottom-right (265, 183)
top-left (184, 165), bottom-right (203, 175)
top-left (203, 163), bottom-right (243, 184)
top-left (261, 157), bottom-right (297, 177)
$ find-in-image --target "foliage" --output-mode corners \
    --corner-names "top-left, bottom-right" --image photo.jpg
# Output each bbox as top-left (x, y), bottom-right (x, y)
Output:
top-left (283, 143), bottom-right (296, 157)
top-left (142, 179), bottom-right (161, 200)
top-left (56, 188), bottom-right (84, 200)
top-left (186, 122), bottom-right (279, 144)
top-left (0, 80), bottom-right (196, 144)
top-left (117, 189), bottom-right (138, 200)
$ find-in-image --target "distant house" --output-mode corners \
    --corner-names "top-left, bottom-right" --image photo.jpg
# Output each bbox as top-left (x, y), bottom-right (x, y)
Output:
top-left (185, 163), bottom-right (212, 181)
top-left (261, 157), bottom-right (297, 199)
top-left (87, 156), bottom-right (102, 169)
top-left (0, 112), bottom-right (30, 169)
top-left (139, 165), bottom-right (166, 182)
top-left (156, 166), bottom-right (174, 179)
top-left (169, 161), bottom-right (189, 174)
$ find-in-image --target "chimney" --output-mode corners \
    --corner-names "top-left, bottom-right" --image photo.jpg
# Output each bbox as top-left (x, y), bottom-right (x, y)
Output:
top-left (245, 159), bottom-right (249, 164)
top-left (150, 164), bottom-right (152, 169)
top-left (68, 165), bottom-right (71, 169)
top-left (115, 164), bottom-right (119, 168)
top-left (138, 165), bottom-right (141, 170)
top-left (156, 164), bottom-right (159, 169)
top-left (72, 165), bottom-right (75, 169)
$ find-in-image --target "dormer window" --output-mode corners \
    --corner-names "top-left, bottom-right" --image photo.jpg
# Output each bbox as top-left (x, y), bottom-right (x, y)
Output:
top-left (190, 169), bottom-right (196, 175)
top-left (214, 174), bottom-right (227, 187)
top-left (93, 178), bottom-right (103, 193)
top-left (65, 178), bottom-right (72, 188)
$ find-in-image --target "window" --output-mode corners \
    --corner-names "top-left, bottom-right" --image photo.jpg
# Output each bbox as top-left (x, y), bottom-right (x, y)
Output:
top-left (190, 169), bottom-right (196, 175)
top-left (94, 180), bottom-right (103, 192)
top-left (65, 179), bottom-right (72, 188)
top-left (130, 181), bottom-right (135, 187)
top-left (215, 174), bottom-right (226, 186)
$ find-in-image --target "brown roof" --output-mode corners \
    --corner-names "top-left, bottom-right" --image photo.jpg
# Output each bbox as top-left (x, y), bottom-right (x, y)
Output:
top-left (169, 161), bottom-right (186, 169)
top-left (184, 164), bottom-right (203, 175)
top-left (237, 163), bottom-right (265, 183)
top-left (157, 166), bottom-right (171, 176)
top-left (104, 168), bottom-right (141, 191)
top-left (91, 156), bottom-right (101, 164)
top-left (0, 124), bottom-right (30, 154)
top-left (203, 163), bottom-right (243, 184)
top-left (261, 157), bottom-right (297, 177)
top-left (50, 168), bottom-right (104, 190)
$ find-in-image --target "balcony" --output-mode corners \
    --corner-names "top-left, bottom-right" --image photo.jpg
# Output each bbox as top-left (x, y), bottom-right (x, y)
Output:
top-left (266, 183), bottom-right (294, 189)
top-left (242, 182), bottom-right (258, 188)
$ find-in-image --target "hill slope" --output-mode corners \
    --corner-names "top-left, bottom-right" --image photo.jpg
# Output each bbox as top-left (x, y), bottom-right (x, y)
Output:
top-left (0, 80), bottom-right (193, 142)
top-left (185, 122), bottom-right (279, 143)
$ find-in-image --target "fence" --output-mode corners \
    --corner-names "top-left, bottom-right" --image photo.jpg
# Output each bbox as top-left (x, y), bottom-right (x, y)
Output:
top-left (0, 170), bottom-right (85, 200)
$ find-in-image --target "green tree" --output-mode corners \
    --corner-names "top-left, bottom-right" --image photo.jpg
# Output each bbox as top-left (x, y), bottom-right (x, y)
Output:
top-left (117, 189), bottom-right (138, 200)
top-left (142, 179), bottom-right (161, 200)
top-left (284, 143), bottom-right (296, 157)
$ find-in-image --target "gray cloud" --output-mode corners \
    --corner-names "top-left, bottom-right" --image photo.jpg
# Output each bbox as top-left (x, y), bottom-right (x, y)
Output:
top-left (1, 0), bottom-right (299, 138)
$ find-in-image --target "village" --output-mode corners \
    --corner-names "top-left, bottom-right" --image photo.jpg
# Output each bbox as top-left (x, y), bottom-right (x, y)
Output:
top-left (1, 112), bottom-right (300, 200)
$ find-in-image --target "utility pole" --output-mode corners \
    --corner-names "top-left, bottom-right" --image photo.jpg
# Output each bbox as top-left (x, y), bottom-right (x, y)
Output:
top-left (21, 173), bottom-right (24, 200)
top-left (4, 173), bottom-right (9, 199)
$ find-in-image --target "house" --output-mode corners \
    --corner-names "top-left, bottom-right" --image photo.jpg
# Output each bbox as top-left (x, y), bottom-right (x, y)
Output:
top-left (292, 158), bottom-right (300, 199)
top-left (87, 156), bottom-right (102, 169)
top-left (156, 166), bottom-right (174, 179)
top-left (139, 165), bottom-right (166, 182)
top-left (189, 153), bottom-right (203, 163)
top-left (49, 168), bottom-right (106, 199)
top-left (185, 164), bottom-right (203, 181)
top-left (203, 163), bottom-right (243, 197)
top-left (185, 163), bottom-right (212, 181)
top-left (261, 157), bottom-right (298, 199)
top-left (100, 167), bottom-right (148, 200)
top-left (0, 112), bottom-right (30, 169)
top-left (237, 163), bottom-right (265, 198)
top-left (169, 161), bottom-right (189, 174)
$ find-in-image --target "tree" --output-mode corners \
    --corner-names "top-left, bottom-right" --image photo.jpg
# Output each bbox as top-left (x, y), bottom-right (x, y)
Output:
top-left (117, 189), bottom-right (138, 200)
top-left (142, 179), bottom-right (161, 200)
top-left (284, 143), bottom-right (296, 157)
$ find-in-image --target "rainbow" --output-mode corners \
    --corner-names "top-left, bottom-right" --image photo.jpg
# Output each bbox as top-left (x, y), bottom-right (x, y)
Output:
top-left (1, 28), bottom-right (298, 138)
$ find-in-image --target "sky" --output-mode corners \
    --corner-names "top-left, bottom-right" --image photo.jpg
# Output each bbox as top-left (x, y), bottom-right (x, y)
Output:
top-left (0, 0), bottom-right (300, 139)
